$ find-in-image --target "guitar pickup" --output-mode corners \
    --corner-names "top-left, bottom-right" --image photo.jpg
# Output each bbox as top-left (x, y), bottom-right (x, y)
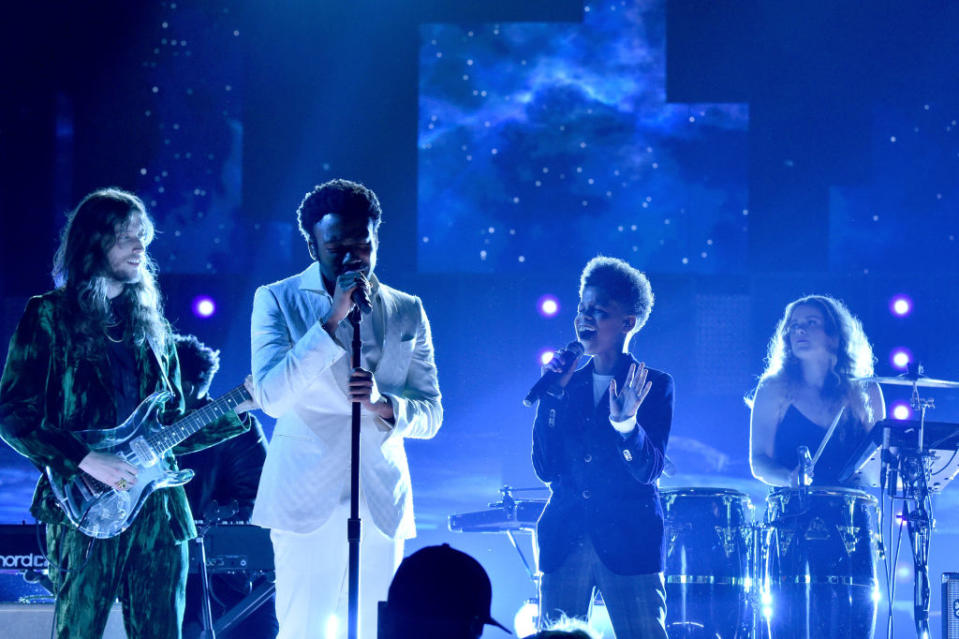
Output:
top-left (129, 437), bottom-right (159, 467)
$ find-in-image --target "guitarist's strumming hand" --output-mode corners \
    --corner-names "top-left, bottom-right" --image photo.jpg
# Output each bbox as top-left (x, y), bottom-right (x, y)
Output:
top-left (79, 451), bottom-right (138, 491)
top-left (234, 375), bottom-right (259, 414)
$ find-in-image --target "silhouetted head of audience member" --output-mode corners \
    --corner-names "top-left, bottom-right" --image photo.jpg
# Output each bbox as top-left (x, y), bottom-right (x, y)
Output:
top-left (379, 543), bottom-right (510, 639)
top-left (523, 614), bottom-right (597, 639)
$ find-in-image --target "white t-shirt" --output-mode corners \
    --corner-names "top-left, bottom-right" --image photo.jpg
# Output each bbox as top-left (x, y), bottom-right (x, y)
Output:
top-left (593, 373), bottom-right (614, 407)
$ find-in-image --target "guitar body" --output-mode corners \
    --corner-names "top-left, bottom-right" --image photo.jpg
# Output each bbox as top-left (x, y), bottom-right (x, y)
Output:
top-left (46, 390), bottom-right (194, 539)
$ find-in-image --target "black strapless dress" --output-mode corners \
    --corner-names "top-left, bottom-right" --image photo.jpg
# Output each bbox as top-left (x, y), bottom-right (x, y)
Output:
top-left (772, 404), bottom-right (868, 487)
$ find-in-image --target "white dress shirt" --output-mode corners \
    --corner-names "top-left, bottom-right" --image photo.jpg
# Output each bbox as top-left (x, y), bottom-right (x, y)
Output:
top-left (250, 262), bottom-right (442, 539)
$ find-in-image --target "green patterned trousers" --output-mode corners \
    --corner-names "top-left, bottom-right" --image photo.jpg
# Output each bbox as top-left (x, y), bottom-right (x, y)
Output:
top-left (46, 512), bottom-right (189, 639)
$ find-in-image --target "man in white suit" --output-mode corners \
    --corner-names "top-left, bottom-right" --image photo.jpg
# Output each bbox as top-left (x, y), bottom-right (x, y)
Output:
top-left (250, 179), bottom-right (442, 639)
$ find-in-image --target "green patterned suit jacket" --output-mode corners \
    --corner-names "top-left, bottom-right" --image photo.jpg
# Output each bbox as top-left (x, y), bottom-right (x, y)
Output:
top-left (0, 289), bottom-right (248, 542)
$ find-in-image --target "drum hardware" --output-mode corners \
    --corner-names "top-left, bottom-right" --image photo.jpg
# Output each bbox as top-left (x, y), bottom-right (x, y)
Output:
top-left (665, 526), bottom-right (689, 559)
top-left (765, 575), bottom-right (877, 587)
top-left (773, 527), bottom-right (796, 554)
top-left (662, 491), bottom-right (678, 511)
top-left (845, 366), bottom-right (959, 639)
top-left (883, 368), bottom-right (952, 639)
top-left (448, 485), bottom-right (547, 586)
top-left (855, 365), bottom-right (959, 389)
top-left (798, 445), bottom-right (813, 488)
top-left (837, 525), bottom-right (863, 555)
top-left (716, 526), bottom-right (738, 557)
top-left (665, 575), bottom-right (751, 586)
top-left (485, 485), bottom-right (546, 586)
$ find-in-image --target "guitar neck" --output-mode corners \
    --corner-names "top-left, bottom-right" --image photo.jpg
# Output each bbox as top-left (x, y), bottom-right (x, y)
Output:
top-left (146, 384), bottom-right (250, 454)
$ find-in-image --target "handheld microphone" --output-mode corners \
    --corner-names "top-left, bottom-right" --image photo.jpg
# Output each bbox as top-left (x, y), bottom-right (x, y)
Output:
top-left (352, 288), bottom-right (373, 315)
top-left (523, 341), bottom-right (584, 407)
top-left (346, 268), bottom-right (373, 315)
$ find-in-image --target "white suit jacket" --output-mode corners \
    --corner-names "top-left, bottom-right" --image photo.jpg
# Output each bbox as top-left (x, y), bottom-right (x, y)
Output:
top-left (250, 262), bottom-right (442, 539)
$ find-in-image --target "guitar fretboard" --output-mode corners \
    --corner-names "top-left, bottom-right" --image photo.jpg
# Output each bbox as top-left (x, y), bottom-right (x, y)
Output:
top-left (145, 385), bottom-right (250, 453)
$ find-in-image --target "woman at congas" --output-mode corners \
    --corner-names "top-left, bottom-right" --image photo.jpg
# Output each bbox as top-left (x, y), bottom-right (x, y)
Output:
top-left (749, 294), bottom-right (884, 487)
top-left (748, 294), bottom-right (886, 639)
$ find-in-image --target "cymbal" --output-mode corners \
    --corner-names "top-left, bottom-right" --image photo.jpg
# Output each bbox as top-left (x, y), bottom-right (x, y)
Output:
top-left (855, 375), bottom-right (959, 389)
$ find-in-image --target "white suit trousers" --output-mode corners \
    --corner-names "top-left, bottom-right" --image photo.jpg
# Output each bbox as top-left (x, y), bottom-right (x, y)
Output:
top-left (270, 497), bottom-right (403, 639)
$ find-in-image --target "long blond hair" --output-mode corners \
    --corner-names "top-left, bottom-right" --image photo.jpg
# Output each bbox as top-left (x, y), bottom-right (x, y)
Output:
top-left (52, 188), bottom-right (167, 360)
top-left (752, 295), bottom-right (876, 421)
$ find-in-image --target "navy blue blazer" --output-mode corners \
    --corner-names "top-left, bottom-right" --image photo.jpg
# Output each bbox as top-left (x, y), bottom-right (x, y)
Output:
top-left (532, 353), bottom-right (673, 575)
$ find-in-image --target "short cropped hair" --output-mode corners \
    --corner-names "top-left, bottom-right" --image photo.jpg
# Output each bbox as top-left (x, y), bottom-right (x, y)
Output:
top-left (296, 179), bottom-right (382, 249)
top-left (174, 333), bottom-right (220, 397)
top-left (579, 256), bottom-right (654, 332)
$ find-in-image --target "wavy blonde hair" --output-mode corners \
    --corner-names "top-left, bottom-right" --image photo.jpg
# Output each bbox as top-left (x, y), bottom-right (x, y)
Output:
top-left (754, 295), bottom-right (876, 421)
top-left (52, 188), bottom-right (167, 360)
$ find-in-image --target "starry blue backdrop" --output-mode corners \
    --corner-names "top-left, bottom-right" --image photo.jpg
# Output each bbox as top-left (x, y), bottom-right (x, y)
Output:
top-left (418, 2), bottom-right (749, 274)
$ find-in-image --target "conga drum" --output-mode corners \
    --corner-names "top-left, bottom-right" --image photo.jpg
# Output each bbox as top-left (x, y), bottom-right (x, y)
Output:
top-left (761, 487), bottom-right (879, 639)
top-left (661, 488), bottom-right (754, 639)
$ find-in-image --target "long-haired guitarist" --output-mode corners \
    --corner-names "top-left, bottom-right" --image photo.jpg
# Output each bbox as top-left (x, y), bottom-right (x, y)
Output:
top-left (0, 188), bottom-right (254, 639)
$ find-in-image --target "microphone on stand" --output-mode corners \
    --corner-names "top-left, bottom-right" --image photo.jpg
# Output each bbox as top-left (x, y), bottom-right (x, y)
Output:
top-left (352, 288), bottom-right (373, 315)
top-left (523, 341), bottom-right (584, 407)
top-left (347, 268), bottom-right (373, 314)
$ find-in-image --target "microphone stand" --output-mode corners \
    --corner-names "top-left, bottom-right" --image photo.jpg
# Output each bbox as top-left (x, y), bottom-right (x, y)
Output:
top-left (347, 305), bottom-right (363, 639)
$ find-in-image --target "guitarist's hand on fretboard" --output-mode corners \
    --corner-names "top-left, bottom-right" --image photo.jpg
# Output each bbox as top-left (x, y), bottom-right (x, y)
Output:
top-left (234, 375), bottom-right (259, 415)
top-left (78, 451), bottom-right (138, 491)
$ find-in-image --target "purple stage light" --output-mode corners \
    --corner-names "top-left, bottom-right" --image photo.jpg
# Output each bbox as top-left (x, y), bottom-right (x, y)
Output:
top-left (537, 294), bottom-right (560, 318)
top-left (192, 296), bottom-right (216, 318)
top-left (890, 348), bottom-right (912, 370)
top-left (889, 295), bottom-right (912, 317)
top-left (891, 402), bottom-right (912, 421)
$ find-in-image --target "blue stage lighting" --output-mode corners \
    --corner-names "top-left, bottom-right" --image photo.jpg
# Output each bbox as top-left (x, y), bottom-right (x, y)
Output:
top-left (513, 600), bottom-right (538, 637)
top-left (892, 402), bottom-right (912, 421)
top-left (538, 294), bottom-right (560, 318)
top-left (325, 615), bottom-right (339, 639)
top-left (192, 296), bottom-right (216, 318)
top-left (539, 349), bottom-right (555, 366)
top-left (890, 295), bottom-right (912, 317)
top-left (890, 348), bottom-right (912, 370)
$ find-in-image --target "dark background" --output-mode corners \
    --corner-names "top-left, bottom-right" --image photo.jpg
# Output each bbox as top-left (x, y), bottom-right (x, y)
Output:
top-left (2, 1), bottom-right (958, 637)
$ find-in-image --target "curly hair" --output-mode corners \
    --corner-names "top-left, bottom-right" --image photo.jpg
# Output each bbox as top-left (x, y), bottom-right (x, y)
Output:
top-left (530, 614), bottom-right (599, 638)
top-left (296, 179), bottom-right (382, 252)
top-left (51, 188), bottom-right (167, 360)
top-left (757, 294), bottom-right (876, 419)
top-left (173, 334), bottom-right (220, 398)
top-left (579, 256), bottom-right (655, 334)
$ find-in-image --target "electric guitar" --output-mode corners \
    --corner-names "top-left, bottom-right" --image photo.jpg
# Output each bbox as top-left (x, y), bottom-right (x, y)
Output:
top-left (46, 384), bottom-right (251, 539)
